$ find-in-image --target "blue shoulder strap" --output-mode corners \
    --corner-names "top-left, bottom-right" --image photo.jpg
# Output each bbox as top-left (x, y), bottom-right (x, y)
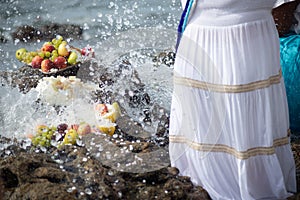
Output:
top-left (176, 0), bottom-right (195, 52)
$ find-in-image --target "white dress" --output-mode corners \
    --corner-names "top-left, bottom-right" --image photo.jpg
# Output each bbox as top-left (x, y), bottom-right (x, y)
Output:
top-left (169, 0), bottom-right (297, 199)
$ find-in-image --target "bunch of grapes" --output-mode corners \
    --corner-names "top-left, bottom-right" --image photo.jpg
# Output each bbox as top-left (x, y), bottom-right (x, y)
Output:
top-left (15, 35), bottom-right (83, 73)
top-left (31, 125), bottom-right (57, 147)
top-left (30, 123), bottom-right (80, 148)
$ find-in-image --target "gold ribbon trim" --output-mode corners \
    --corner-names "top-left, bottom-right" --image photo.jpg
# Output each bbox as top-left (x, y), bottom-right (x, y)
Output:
top-left (169, 134), bottom-right (290, 160)
top-left (174, 70), bottom-right (282, 93)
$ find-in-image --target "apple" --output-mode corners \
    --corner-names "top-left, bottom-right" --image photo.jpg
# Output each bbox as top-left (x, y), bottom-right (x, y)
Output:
top-left (31, 55), bottom-right (44, 69)
top-left (95, 104), bottom-right (108, 115)
top-left (53, 56), bottom-right (67, 69)
top-left (58, 42), bottom-right (69, 57)
top-left (15, 48), bottom-right (27, 61)
top-left (41, 59), bottom-right (55, 72)
top-left (81, 47), bottom-right (95, 58)
top-left (67, 51), bottom-right (78, 65)
top-left (41, 44), bottom-right (55, 53)
top-left (77, 122), bottom-right (91, 135)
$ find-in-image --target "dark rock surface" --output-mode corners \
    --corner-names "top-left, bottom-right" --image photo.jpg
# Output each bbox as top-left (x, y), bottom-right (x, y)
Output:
top-left (0, 136), bottom-right (211, 200)
top-left (11, 23), bottom-right (83, 42)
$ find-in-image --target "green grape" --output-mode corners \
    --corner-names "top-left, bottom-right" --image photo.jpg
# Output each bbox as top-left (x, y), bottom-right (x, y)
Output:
top-left (46, 133), bottom-right (52, 140)
top-left (38, 52), bottom-right (45, 58)
top-left (56, 40), bottom-right (62, 46)
top-left (51, 126), bottom-right (57, 132)
top-left (32, 136), bottom-right (41, 146)
top-left (52, 50), bottom-right (58, 56)
top-left (39, 138), bottom-right (47, 147)
top-left (30, 51), bottom-right (38, 56)
top-left (42, 132), bottom-right (48, 138)
top-left (44, 51), bottom-right (51, 58)
top-left (23, 53), bottom-right (33, 64)
top-left (61, 41), bottom-right (67, 46)
top-left (44, 41), bottom-right (52, 46)
top-left (52, 38), bottom-right (57, 45)
top-left (57, 35), bottom-right (63, 41)
top-left (31, 137), bottom-right (39, 146)
top-left (50, 55), bottom-right (58, 62)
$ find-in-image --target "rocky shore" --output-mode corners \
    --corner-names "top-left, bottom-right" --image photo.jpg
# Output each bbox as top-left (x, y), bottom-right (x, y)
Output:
top-left (0, 23), bottom-right (299, 200)
top-left (0, 134), bottom-right (210, 200)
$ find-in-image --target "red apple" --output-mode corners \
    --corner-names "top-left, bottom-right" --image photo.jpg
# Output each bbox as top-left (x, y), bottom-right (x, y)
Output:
top-left (77, 122), bottom-right (91, 135)
top-left (31, 55), bottom-right (44, 69)
top-left (53, 56), bottom-right (67, 69)
top-left (41, 59), bottom-right (55, 72)
top-left (41, 44), bottom-right (55, 53)
top-left (81, 47), bottom-right (95, 58)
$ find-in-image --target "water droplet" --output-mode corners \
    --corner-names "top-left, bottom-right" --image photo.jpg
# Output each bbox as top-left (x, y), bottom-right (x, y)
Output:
top-left (108, 170), bottom-right (114, 176)
top-left (118, 192), bottom-right (122, 198)
top-left (106, 152), bottom-right (112, 159)
top-left (5, 150), bottom-right (11, 155)
top-left (85, 188), bottom-right (92, 195)
top-left (76, 139), bottom-right (83, 146)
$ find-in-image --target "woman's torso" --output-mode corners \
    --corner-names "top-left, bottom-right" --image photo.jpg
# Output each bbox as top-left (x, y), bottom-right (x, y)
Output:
top-left (189, 0), bottom-right (279, 26)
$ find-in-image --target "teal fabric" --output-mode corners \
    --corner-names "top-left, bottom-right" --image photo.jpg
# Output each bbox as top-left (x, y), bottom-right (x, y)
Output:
top-left (280, 33), bottom-right (300, 132)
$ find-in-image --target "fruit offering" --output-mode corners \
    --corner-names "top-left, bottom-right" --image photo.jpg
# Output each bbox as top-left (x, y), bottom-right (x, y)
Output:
top-left (15, 35), bottom-right (95, 73)
top-left (94, 102), bottom-right (121, 135)
top-left (95, 102), bottom-right (121, 123)
top-left (34, 76), bottom-right (98, 106)
top-left (29, 123), bottom-right (89, 148)
top-left (30, 125), bottom-right (57, 147)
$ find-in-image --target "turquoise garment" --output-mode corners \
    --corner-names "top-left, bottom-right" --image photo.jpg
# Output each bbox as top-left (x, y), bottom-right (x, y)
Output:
top-left (280, 33), bottom-right (300, 132)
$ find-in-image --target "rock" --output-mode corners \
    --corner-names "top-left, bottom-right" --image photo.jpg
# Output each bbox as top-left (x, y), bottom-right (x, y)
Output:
top-left (11, 23), bottom-right (83, 42)
top-left (0, 35), bottom-right (8, 43)
top-left (0, 62), bottom-right (81, 93)
top-left (0, 136), bottom-right (211, 200)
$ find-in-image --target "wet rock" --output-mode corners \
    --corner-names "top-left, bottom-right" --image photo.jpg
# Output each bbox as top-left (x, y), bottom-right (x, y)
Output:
top-left (0, 62), bottom-right (81, 93)
top-left (0, 35), bottom-right (8, 43)
top-left (11, 23), bottom-right (83, 42)
top-left (0, 136), bottom-right (211, 200)
top-left (152, 50), bottom-right (175, 67)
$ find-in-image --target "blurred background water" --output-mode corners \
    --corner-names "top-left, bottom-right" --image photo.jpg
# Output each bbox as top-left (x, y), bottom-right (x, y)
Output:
top-left (0, 0), bottom-right (182, 70)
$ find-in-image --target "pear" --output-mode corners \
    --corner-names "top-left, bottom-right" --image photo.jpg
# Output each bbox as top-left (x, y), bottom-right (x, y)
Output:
top-left (67, 51), bottom-right (78, 65)
top-left (58, 42), bottom-right (69, 57)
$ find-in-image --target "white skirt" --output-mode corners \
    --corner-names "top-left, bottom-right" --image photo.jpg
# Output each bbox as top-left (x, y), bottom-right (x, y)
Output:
top-left (169, 12), bottom-right (296, 200)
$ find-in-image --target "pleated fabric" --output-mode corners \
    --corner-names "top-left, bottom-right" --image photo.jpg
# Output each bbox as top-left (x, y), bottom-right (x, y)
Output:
top-left (169, 1), bottom-right (297, 199)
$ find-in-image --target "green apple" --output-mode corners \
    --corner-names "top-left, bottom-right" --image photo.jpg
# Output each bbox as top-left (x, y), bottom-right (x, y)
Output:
top-left (16, 48), bottom-right (27, 61)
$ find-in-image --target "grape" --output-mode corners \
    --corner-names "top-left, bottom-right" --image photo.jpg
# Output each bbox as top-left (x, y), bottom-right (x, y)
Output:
top-left (57, 123), bottom-right (68, 132)
top-left (30, 51), bottom-right (38, 56)
top-left (52, 50), bottom-right (58, 56)
top-left (44, 51), bottom-right (51, 58)
top-left (52, 38), bottom-right (57, 44)
top-left (50, 54), bottom-right (58, 62)
top-left (31, 125), bottom-right (56, 147)
top-left (57, 35), bottom-right (63, 41)
top-left (38, 52), bottom-right (45, 58)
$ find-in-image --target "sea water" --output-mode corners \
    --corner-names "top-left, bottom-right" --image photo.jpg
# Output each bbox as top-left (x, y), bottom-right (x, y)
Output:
top-left (0, 0), bottom-right (181, 139)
